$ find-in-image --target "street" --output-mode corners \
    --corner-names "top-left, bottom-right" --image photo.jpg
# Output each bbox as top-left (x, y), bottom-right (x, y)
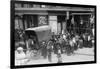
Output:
top-left (21, 48), bottom-right (94, 65)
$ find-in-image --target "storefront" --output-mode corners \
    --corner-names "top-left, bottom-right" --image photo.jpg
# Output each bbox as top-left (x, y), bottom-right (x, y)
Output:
top-left (14, 2), bottom-right (94, 36)
top-left (15, 11), bottom-right (67, 35)
top-left (70, 13), bottom-right (93, 35)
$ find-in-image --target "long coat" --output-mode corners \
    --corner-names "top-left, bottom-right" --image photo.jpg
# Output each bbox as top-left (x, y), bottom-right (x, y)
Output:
top-left (41, 44), bottom-right (47, 58)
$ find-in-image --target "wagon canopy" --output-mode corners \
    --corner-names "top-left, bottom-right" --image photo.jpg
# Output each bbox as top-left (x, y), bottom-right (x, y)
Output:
top-left (25, 25), bottom-right (52, 42)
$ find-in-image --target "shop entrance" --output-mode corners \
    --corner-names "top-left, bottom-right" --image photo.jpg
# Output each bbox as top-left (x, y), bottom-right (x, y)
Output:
top-left (23, 15), bottom-right (38, 29)
top-left (57, 15), bottom-right (66, 34)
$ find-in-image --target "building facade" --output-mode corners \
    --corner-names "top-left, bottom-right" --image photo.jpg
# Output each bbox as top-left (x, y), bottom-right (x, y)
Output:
top-left (14, 2), bottom-right (95, 35)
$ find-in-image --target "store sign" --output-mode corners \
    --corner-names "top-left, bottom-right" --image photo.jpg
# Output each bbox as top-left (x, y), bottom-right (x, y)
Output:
top-left (38, 16), bottom-right (47, 26)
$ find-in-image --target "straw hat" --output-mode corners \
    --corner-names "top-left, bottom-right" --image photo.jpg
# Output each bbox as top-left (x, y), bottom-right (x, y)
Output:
top-left (17, 47), bottom-right (23, 51)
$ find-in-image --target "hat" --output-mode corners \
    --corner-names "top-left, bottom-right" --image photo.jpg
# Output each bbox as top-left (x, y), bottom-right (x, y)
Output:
top-left (42, 41), bottom-right (45, 44)
top-left (17, 47), bottom-right (23, 51)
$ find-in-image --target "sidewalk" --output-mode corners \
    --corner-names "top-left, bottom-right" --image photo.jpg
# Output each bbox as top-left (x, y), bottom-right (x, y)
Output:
top-left (74, 47), bottom-right (94, 56)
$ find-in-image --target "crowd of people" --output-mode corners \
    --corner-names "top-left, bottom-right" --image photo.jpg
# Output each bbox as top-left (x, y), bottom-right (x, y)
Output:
top-left (15, 30), bottom-right (94, 65)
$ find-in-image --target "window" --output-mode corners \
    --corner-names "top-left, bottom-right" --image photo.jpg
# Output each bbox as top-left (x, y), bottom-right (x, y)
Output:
top-left (38, 15), bottom-right (48, 26)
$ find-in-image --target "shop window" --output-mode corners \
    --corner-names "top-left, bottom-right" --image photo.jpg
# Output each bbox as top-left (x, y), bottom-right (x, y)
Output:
top-left (15, 3), bottom-right (22, 8)
top-left (66, 14), bottom-right (91, 35)
top-left (38, 15), bottom-right (48, 26)
top-left (23, 15), bottom-right (38, 29)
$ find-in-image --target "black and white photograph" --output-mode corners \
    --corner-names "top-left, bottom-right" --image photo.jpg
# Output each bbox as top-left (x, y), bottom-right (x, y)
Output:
top-left (10, 0), bottom-right (96, 68)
